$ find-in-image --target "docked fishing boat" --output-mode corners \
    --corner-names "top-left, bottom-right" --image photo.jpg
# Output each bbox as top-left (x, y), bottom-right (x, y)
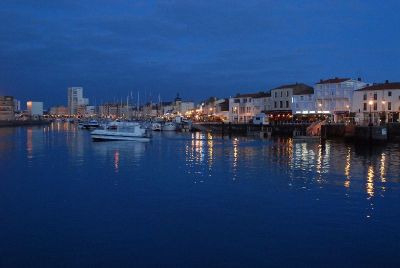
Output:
top-left (162, 122), bottom-right (177, 131)
top-left (91, 123), bottom-right (151, 142)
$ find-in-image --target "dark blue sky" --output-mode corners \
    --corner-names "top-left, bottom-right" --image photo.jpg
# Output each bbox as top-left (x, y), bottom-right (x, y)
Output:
top-left (1, 0), bottom-right (399, 107)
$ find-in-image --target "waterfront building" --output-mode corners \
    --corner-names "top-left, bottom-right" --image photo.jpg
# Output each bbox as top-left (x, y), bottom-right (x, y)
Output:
top-left (85, 106), bottom-right (96, 117)
top-left (352, 81), bottom-right (400, 125)
top-left (68, 87), bottom-right (89, 115)
top-left (143, 103), bottom-right (160, 117)
top-left (0, 96), bottom-right (15, 121)
top-left (314, 77), bottom-right (368, 122)
top-left (229, 92), bottom-right (270, 123)
top-left (268, 83), bottom-right (313, 122)
top-left (27, 101), bottom-right (44, 117)
top-left (197, 97), bottom-right (229, 122)
top-left (13, 99), bottom-right (21, 112)
top-left (161, 94), bottom-right (194, 116)
top-left (49, 106), bottom-right (69, 116)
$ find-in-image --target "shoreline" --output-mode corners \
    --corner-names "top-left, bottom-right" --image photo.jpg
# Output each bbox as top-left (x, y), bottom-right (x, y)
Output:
top-left (0, 120), bottom-right (51, 128)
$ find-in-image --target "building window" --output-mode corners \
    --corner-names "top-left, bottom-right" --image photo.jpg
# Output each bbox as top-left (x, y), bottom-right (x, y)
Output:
top-left (300, 96), bottom-right (304, 101)
top-left (363, 103), bottom-right (367, 111)
top-left (274, 101), bottom-right (277, 108)
top-left (363, 94), bottom-right (367, 100)
top-left (374, 93), bottom-right (377, 100)
top-left (286, 91), bottom-right (289, 97)
top-left (280, 101), bottom-right (283, 108)
top-left (286, 101), bottom-right (289, 108)
top-left (280, 92), bottom-right (283, 97)
top-left (388, 102), bottom-right (392, 110)
top-left (373, 102), bottom-right (377, 111)
top-left (274, 92), bottom-right (277, 98)
top-left (388, 91), bottom-right (392, 97)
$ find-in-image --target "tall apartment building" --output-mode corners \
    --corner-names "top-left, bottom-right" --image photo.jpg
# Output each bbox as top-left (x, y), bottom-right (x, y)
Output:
top-left (68, 87), bottom-right (89, 115)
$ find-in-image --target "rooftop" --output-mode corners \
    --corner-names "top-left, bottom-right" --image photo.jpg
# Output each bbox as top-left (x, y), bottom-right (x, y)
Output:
top-left (316, 78), bottom-right (351, 84)
top-left (235, 92), bottom-right (270, 99)
top-left (356, 81), bottom-right (400, 91)
top-left (272, 83), bottom-right (313, 95)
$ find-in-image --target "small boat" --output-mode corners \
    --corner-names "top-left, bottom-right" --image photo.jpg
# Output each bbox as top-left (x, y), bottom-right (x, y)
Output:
top-left (91, 123), bottom-right (151, 142)
top-left (162, 122), bottom-right (177, 131)
top-left (81, 120), bottom-right (100, 129)
top-left (151, 122), bottom-right (162, 131)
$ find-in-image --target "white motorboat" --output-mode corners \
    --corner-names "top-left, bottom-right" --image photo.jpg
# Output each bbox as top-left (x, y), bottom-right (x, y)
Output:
top-left (162, 122), bottom-right (177, 131)
top-left (91, 123), bottom-right (151, 141)
top-left (151, 122), bottom-right (162, 131)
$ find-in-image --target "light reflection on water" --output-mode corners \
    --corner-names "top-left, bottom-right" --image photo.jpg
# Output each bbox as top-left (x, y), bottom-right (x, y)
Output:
top-left (2, 123), bottom-right (400, 266)
top-left (14, 123), bottom-right (400, 200)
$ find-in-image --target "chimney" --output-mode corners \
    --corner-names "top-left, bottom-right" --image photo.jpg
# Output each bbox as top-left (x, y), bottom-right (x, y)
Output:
top-left (357, 77), bottom-right (362, 81)
top-left (385, 80), bottom-right (389, 84)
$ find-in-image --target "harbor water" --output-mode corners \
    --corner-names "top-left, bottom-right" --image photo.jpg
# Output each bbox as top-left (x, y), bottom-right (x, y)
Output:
top-left (1, 122), bottom-right (400, 267)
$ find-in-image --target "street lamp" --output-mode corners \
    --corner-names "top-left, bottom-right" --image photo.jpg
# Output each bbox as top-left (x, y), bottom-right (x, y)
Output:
top-left (368, 100), bottom-right (373, 126)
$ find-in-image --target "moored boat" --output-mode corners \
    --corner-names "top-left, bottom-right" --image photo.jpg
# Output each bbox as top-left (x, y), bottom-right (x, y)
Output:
top-left (91, 123), bottom-right (151, 142)
top-left (162, 122), bottom-right (177, 131)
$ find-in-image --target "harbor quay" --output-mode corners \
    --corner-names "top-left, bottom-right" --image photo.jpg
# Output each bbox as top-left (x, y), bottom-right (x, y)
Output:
top-left (193, 121), bottom-right (398, 143)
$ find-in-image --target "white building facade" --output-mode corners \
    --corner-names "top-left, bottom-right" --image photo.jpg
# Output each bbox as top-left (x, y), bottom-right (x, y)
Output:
top-left (292, 93), bottom-right (315, 115)
top-left (268, 83), bottom-right (313, 121)
top-left (352, 82), bottom-right (400, 125)
top-left (314, 78), bottom-right (368, 122)
top-left (229, 92), bottom-right (270, 123)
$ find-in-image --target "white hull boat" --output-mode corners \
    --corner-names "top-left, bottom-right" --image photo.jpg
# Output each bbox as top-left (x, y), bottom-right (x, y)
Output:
top-left (91, 124), bottom-right (151, 142)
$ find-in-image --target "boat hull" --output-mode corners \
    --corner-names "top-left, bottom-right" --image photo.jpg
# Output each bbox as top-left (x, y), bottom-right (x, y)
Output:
top-left (92, 134), bottom-right (150, 142)
top-left (91, 129), bottom-right (151, 142)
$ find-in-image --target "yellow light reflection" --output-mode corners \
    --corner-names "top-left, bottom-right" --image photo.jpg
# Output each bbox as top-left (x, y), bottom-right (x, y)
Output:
top-left (207, 133), bottom-right (213, 169)
top-left (344, 147), bottom-right (351, 188)
top-left (380, 153), bottom-right (386, 183)
top-left (366, 165), bottom-right (374, 197)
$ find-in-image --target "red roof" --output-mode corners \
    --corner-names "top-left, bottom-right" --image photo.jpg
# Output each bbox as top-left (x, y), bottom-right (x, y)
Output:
top-left (356, 82), bottom-right (400, 91)
top-left (316, 78), bottom-right (350, 84)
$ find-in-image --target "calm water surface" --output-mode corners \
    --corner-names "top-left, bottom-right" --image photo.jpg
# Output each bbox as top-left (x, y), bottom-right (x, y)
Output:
top-left (1, 123), bottom-right (400, 267)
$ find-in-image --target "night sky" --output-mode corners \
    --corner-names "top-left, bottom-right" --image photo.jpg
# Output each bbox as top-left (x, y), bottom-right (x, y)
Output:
top-left (1, 0), bottom-right (399, 108)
